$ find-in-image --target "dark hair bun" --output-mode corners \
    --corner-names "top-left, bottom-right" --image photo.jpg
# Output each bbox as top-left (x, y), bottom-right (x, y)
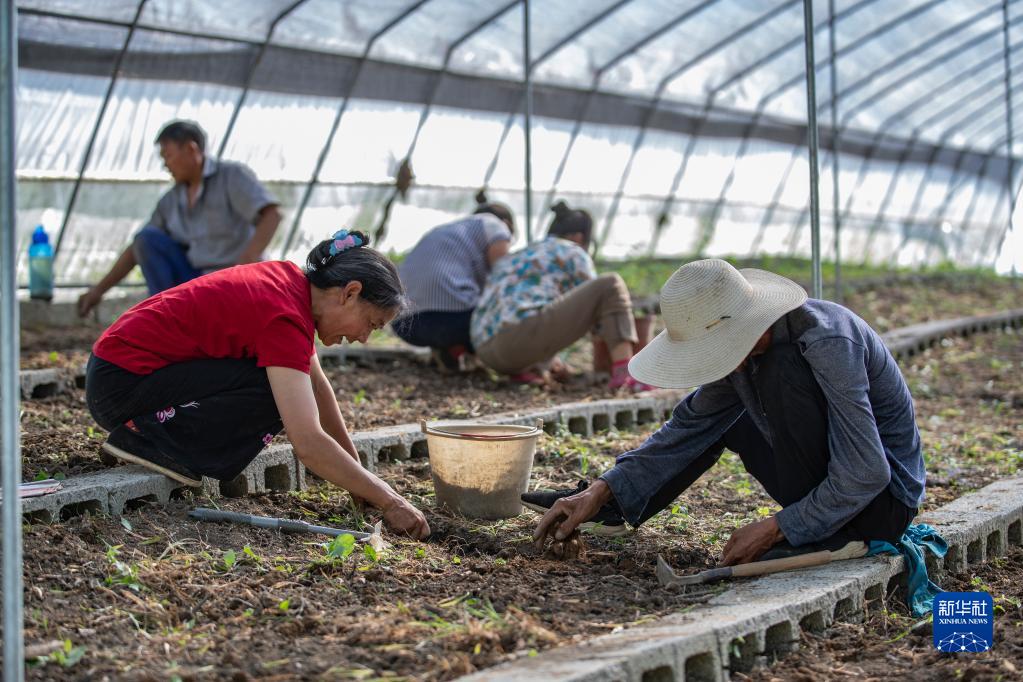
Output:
top-left (551, 200), bottom-right (571, 219)
top-left (348, 230), bottom-right (371, 247)
top-left (475, 189), bottom-right (488, 205)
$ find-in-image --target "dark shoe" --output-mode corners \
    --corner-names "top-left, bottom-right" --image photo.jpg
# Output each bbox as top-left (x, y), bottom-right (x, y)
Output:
top-left (757, 534), bottom-right (858, 561)
top-left (521, 481), bottom-right (629, 537)
top-left (102, 426), bottom-right (202, 487)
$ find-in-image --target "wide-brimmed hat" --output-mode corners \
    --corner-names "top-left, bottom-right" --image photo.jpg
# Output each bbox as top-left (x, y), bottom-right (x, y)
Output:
top-left (629, 259), bottom-right (808, 389)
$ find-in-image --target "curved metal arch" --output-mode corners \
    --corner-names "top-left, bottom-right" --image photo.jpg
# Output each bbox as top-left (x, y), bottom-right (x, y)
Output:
top-left (529, 0), bottom-right (727, 238)
top-left (51, 0), bottom-right (148, 262)
top-left (279, 0), bottom-right (432, 257)
top-left (759, 2), bottom-right (1014, 127)
top-left (474, 0), bottom-right (633, 201)
top-left (370, 0), bottom-right (520, 245)
top-left (792, 33), bottom-right (1023, 248)
top-left (403, 0), bottom-right (521, 163)
top-left (836, 15), bottom-right (1023, 129)
top-left (647, 0), bottom-right (953, 257)
top-left (217, 0), bottom-right (308, 158)
top-left (594, 0), bottom-right (803, 255)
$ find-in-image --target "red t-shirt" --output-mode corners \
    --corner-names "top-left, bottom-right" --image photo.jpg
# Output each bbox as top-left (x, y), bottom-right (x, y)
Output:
top-left (93, 261), bottom-right (316, 375)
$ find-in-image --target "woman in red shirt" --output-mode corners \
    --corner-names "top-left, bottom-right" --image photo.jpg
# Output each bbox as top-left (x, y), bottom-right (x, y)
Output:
top-left (86, 230), bottom-right (429, 538)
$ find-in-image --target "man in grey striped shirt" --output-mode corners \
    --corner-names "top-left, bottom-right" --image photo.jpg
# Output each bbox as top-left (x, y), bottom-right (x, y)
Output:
top-left (394, 201), bottom-right (514, 369)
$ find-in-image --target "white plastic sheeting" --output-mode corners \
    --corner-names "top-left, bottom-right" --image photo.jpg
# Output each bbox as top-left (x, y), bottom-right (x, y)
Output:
top-left (11, 0), bottom-right (1023, 285)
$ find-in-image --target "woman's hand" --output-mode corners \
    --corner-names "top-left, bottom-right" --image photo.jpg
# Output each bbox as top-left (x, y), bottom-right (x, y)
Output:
top-left (381, 498), bottom-right (431, 539)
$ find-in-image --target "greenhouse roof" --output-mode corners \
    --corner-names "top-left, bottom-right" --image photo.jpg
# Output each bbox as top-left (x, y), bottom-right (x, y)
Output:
top-left (11, 0), bottom-right (1023, 281)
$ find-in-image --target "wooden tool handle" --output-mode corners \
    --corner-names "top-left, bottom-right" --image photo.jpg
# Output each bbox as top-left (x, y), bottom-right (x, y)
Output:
top-left (729, 550), bottom-right (834, 578)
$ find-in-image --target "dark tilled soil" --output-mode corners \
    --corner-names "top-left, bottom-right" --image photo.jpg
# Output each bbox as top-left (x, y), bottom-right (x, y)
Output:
top-left (21, 491), bottom-right (723, 681)
top-left (741, 547), bottom-right (1023, 682)
top-left (14, 276), bottom-right (1023, 680)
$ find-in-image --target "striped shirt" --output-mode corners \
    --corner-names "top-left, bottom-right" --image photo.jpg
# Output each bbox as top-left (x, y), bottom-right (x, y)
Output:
top-left (398, 214), bottom-right (511, 314)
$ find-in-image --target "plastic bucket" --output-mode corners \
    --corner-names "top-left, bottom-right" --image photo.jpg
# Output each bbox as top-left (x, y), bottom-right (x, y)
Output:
top-left (420, 419), bottom-right (543, 520)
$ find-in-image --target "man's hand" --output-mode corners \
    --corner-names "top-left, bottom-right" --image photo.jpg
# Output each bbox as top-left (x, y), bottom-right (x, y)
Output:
top-left (381, 498), bottom-right (431, 539)
top-left (533, 478), bottom-right (612, 549)
top-left (720, 515), bottom-right (786, 566)
top-left (77, 288), bottom-right (103, 318)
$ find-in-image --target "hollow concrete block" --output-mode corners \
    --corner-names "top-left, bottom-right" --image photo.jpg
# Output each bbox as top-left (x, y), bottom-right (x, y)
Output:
top-left (19, 368), bottom-right (64, 399)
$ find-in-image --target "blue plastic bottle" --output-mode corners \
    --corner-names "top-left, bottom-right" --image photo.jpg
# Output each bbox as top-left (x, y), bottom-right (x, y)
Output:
top-left (28, 225), bottom-right (54, 301)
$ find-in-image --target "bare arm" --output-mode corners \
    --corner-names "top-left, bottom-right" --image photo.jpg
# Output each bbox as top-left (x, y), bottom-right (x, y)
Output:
top-left (267, 365), bottom-right (429, 538)
top-left (237, 205), bottom-right (282, 264)
top-left (78, 245), bottom-right (137, 317)
top-left (309, 353), bottom-right (360, 464)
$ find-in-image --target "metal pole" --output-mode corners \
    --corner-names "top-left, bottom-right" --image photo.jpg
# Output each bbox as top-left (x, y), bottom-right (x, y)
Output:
top-left (828, 0), bottom-right (841, 301)
top-left (802, 0), bottom-right (823, 298)
top-left (523, 0), bottom-right (533, 243)
top-left (1, 1), bottom-right (24, 679)
top-left (52, 0), bottom-right (147, 262)
top-left (1002, 0), bottom-right (1017, 277)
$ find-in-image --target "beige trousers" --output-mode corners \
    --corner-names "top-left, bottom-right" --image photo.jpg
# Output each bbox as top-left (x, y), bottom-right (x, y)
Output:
top-left (476, 273), bottom-right (638, 375)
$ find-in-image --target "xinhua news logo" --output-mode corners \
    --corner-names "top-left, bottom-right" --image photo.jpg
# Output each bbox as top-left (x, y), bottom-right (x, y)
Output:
top-left (933, 591), bottom-right (994, 653)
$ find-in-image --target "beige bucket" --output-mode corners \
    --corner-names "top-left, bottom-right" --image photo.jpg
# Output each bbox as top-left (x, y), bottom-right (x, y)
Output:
top-left (420, 419), bottom-right (543, 520)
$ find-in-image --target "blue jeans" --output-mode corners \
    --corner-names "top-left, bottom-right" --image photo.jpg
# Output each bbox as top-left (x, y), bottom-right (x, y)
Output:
top-left (132, 225), bottom-right (202, 295)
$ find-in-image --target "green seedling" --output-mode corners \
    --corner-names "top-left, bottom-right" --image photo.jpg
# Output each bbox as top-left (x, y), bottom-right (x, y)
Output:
top-left (104, 544), bottom-right (143, 592)
top-left (325, 533), bottom-right (356, 560)
top-left (363, 544), bottom-right (378, 563)
top-left (222, 549), bottom-right (237, 571)
top-left (31, 639), bottom-right (85, 669)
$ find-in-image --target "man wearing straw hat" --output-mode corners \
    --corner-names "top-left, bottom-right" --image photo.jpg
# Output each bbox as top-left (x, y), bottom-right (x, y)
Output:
top-left (529, 259), bottom-right (925, 566)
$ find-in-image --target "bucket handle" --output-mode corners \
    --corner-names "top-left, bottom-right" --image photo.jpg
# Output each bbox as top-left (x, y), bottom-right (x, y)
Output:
top-left (420, 418), bottom-right (544, 441)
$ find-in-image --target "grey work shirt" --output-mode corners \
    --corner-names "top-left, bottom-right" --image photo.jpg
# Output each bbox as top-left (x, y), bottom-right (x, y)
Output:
top-left (149, 157), bottom-right (277, 271)
top-left (601, 299), bottom-right (926, 547)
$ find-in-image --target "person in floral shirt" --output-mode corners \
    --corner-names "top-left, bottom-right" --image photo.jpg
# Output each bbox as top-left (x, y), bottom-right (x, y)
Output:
top-left (470, 201), bottom-right (649, 391)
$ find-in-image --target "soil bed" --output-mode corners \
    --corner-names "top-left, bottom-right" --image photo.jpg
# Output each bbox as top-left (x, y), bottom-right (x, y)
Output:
top-left (741, 547), bottom-right (1023, 682)
top-left (16, 276), bottom-right (1023, 480)
top-left (20, 324), bottom-right (1023, 680)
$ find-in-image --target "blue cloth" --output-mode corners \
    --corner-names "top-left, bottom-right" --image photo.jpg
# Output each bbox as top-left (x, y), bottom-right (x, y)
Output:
top-left (602, 300), bottom-right (926, 546)
top-left (132, 224), bottom-right (202, 295)
top-left (867, 523), bottom-right (948, 617)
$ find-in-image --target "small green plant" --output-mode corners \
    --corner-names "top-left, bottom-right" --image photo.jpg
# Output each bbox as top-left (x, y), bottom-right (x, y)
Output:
top-left (363, 544), bottom-right (379, 563)
top-left (325, 533), bottom-right (356, 560)
top-left (48, 350), bottom-right (59, 364)
top-left (32, 639), bottom-right (85, 668)
top-left (104, 544), bottom-right (143, 592)
top-left (352, 389), bottom-right (367, 405)
top-left (278, 599), bottom-right (290, 613)
top-left (222, 549), bottom-right (237, 571)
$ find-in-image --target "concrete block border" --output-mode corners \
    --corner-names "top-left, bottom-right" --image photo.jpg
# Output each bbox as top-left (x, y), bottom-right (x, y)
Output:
top-left (17, 307), bottom-right (1023, 521)
top-left (461, 476), bottom-right (1023, 682)
top-left (19, 390), bottom-right (685, 520)
top-left (18, 308), bottom-right (1023, 404)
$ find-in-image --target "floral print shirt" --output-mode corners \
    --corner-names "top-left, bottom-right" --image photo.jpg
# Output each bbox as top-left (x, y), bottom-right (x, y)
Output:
top-left (470, 236), bottom-right (596, 348)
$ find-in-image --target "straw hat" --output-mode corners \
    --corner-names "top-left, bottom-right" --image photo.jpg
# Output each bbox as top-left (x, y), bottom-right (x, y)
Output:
top-left (629, 259), bottom-right (808, 389)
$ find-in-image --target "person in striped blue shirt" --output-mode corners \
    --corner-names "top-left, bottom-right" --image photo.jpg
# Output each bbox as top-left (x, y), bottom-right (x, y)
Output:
top-left (393, 194), bottom-right (514, 370)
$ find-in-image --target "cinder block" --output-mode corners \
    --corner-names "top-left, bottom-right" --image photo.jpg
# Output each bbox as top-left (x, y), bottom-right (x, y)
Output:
top-left (22, 475), bottom-right (112, 522)
top-left (19, 369), bottom-right (64, 399)
top-left (104, 466), bottom-right (184, 515)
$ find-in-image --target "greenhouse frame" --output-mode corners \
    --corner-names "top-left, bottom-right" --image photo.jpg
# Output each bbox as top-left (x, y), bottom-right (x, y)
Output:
top-left (3, 1), bottom-right (1023, 678)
